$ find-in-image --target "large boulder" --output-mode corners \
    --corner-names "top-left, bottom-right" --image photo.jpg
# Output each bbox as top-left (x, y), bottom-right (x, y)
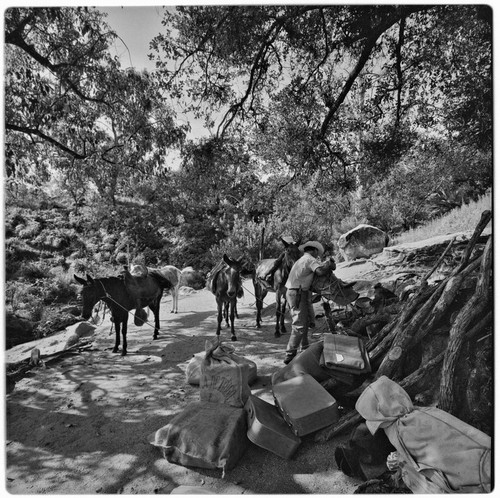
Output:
top-left (338, 224), bottom-right (389, 261)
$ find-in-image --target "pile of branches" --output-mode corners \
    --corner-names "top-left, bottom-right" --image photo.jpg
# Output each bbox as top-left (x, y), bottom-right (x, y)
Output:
top-left (317, 210), bottom-right (493, 442)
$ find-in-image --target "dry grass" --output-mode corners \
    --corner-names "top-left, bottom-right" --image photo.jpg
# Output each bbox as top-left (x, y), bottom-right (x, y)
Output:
top-left (393, 192), bottom-right (492, 245)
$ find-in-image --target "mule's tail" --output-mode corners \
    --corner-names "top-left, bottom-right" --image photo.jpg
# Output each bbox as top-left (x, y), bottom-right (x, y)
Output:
top-left (149, 269), bottom-right (174, 291)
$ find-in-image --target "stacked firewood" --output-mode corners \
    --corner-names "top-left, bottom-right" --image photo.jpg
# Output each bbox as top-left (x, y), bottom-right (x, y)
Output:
top-left (317, 210), bottom-right (493, 442)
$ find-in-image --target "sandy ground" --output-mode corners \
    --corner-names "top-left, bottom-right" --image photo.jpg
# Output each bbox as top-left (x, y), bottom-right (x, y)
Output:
top-left (5, 279), bottom-right (365, 495)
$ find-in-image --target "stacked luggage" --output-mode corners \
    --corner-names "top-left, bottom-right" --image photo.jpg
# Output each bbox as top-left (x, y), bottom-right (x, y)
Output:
top-left (149, 334), bottom-right (371, 474)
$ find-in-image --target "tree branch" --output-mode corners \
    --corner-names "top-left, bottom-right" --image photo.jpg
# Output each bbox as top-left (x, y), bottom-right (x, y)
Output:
top-left (319, 5), bottom-right (430, 138)
top-left (6, 123), bottom-right (87, 159)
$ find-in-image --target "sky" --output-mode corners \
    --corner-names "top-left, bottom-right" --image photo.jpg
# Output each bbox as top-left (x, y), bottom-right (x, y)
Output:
top-left (98, 6), bottom-right (165, 72)
top-left (98, 6), bottom-right (209, 142)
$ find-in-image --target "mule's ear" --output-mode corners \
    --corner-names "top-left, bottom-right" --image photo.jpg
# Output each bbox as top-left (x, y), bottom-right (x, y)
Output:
top-left (223, 254), bottom-right (232, 265)
top-left (74, 274), bottom-right (87, 286)
top-left (86, 274), bottom-right (94, 284)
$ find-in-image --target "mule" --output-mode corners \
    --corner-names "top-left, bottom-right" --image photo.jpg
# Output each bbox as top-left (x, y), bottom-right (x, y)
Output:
top-left (208, 254), bottom-right (244, 341)
top-left (253, 239), bottom-right (301, 337)
top-left (310, 270), bottom-right (360, 305)
top-left (150, 265), bottom-right (194, 313)
top-left (74, 270), bottom-right (170, 356)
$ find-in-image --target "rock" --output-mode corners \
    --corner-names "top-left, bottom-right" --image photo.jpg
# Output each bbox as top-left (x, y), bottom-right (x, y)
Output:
top-left (66, 321), bottom-right (96, 338)
top-left (30, 348), bottom-right (41, 366)
top-left (65, 334), bottom-right (80, 349)
top-left (64, 322), bottom-right (97, 350)
top-left (338, 224), bottom-right (389, 261)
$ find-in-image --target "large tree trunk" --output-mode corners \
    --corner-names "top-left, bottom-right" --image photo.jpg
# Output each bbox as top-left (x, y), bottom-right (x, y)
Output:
top-left (438, 236), bottom-right (492, 412)
top-left (314, 211), bottom-right (492, 442)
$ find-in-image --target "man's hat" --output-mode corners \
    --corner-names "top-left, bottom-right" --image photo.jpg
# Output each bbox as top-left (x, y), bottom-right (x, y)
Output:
top-left (299, 241), bottom-right (324, 257)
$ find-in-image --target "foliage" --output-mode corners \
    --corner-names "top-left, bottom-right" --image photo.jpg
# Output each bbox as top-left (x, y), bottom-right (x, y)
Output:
top-left (356, 139), bottom-right (492, 232)
top-left (5, 7), bottom-right (186, 205)
top-left (152, 5), bottom-right (491, 183)
top-left (393, 192), bottom-right (491, 245)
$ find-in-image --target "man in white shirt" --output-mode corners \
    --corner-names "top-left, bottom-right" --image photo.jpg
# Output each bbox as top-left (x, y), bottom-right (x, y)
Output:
top-left (284, 241), bottom-right (336, 364)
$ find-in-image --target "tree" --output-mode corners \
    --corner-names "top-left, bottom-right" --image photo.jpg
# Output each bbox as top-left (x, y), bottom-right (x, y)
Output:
top-left (5, 7), bottom-right (186, 204)
top-left (151, 5), bottom-right (492, 187)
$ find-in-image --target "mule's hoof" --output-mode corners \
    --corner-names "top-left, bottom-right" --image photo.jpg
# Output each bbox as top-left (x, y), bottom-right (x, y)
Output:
top-left (153, 336), bottom-right (159, 340)
top-left (231, 336), bottom-right (237, 342)
top-left (121, 351), bottom-right (127, 356)
top-left (112, 348), bottom-right (119, 353)
top-left (274, 332), bottom-right (281, 338)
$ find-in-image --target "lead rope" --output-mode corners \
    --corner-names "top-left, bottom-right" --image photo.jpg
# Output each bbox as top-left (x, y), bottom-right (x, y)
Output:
top-left (92, 279), bottom-right (335, 357)
top-left (94, 279), bottom-right (200, 346)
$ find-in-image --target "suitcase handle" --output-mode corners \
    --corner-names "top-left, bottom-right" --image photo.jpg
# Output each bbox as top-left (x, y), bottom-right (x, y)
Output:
top-left (246, 403), bottom-right (255, 418)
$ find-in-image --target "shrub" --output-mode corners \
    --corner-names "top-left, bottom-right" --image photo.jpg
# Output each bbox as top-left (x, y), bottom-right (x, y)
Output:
top-left (17, 262), bottom-right (51, 280)
top-left (43, 278), bottom-right (78, 305)
top-left (16, 219), bottom-right (42, 239)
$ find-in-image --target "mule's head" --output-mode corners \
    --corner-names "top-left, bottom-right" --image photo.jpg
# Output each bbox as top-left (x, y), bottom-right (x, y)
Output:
top-left (223, 254), bottom-right (244, 299)
top-left (283, 239), bottom-right (302, 266)
top-left (312, 268), bottom-right (359, 306)
top-left (74, 274), bottom-right (100, 320)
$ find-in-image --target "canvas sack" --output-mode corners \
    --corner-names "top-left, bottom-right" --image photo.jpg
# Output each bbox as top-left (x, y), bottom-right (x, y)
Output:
top-left (200, 340), bottom-right (250, 407)
top-left (356, 376), bottom-right (491, 493)
top-left (186, 346), bottom-right (257, 386)
top-left (149, 401), bottom-right (248, 477)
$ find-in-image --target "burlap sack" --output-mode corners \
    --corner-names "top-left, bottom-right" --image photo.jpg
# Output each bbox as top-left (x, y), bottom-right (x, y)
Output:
top-left (200, 340), bottom-right (250, 407)
top-left (149, 401), bottom-right (248, 477)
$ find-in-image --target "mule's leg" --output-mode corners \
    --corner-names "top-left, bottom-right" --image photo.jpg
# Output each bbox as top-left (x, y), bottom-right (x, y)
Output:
top-left (224, 301), bottom-right (230, 327)
top-left (216, 299), bottom-right (223, 337)
top-left (234, 301), bottom-right (239, 319)
top-left (230, 299), bottom-right (237, 341)
top-left (151, 299), bottom-right (160, 340)
top-left (254, 283), bottom-right (266, 328)
top-left (121, 319), bottom-right (128, 356)
top-left (171, 287), bottom-right (177, 313)
top-left (274, 292), bottom-right (282, 338)
top-left (113, 319), bottom-right (120, 353)
top-left (279, 297), bottom-right (288, 335)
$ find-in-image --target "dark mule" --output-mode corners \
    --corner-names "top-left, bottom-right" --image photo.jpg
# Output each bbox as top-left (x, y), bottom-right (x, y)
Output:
top-left (311, 271), bottom-right (359, 305)
top-left (253, 239), bottom-right (301, 337)
top-left (208, 254), bottom-right (244, 341)
top-left (74, 270), bottom-right (170, 355)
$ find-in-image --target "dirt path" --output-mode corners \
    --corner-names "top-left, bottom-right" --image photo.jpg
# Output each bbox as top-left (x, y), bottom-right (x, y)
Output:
top-left (6, 281), bottom-right (361, 494)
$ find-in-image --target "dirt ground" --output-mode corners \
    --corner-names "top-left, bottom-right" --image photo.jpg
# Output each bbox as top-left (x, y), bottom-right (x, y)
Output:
top-left (5, 276), bottom-right (367, 495)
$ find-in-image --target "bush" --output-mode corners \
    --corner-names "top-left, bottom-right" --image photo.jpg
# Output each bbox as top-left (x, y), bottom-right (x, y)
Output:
top-left (17, 261), bottom-right (51, 280)
top-left (15, 218), bottom-right (42, 239)
top-left (43, 278), bottom-right (78, 305)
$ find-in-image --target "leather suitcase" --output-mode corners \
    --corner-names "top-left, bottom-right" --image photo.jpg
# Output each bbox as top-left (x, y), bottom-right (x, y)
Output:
top-left (320, 334), bottom-right (371, 375)
top-left (272, 374), bottom-right (339, 436)
top-left (244, 395), bottom-right (301, 459)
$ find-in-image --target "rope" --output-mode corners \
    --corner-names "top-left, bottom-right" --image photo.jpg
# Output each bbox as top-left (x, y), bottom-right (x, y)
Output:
top-left (92, 278), bottom-right (348, 358)
top-left (95, 279), bottom-right (203, 346)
